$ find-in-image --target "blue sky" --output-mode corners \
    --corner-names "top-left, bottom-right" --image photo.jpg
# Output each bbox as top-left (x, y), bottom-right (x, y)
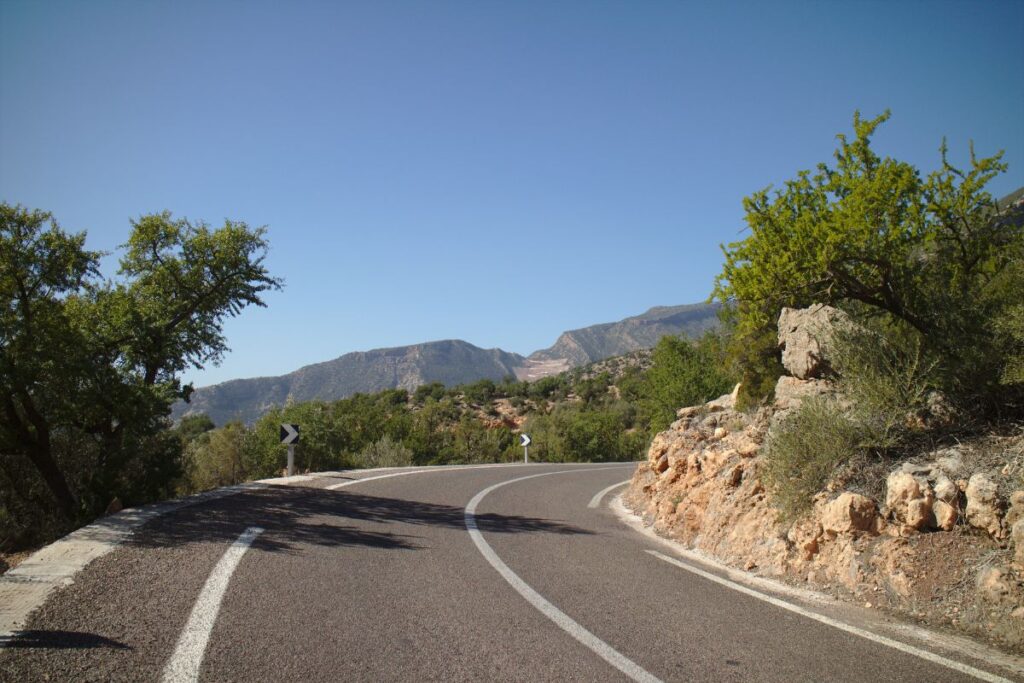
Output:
top-left (2, 0), bottom-right (1022, 388)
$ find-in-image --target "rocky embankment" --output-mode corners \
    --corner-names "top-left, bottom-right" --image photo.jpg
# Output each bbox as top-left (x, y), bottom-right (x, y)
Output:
top-left (624, 305), bottom-right (1024, 652)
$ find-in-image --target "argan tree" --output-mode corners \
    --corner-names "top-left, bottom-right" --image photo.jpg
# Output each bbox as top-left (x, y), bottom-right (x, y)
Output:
top-left (713, 111), bottom-right (1023, 408)
top-left (1, 205), bottom-right (281, 526)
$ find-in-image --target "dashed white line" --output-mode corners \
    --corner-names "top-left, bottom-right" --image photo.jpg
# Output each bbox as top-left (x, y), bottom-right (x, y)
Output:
top-left (465, 467), bottom-right (661, 683)
top-left (326, 469), bottom-right (428, 490)
top-left (162, 526), bottom-right (264, 683)
top-left (647, 550), bottom-right (1012, 683)
top-left (587, 479), bottom-right (630, 508)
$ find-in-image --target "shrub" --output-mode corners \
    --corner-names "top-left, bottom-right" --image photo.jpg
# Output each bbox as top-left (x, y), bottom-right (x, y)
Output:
top-left (359, 435), bottom-right (414, 469)
top-left (764, 397), bottom-right (861, 520)
top-left (830, 320), bottom-right (937, 450)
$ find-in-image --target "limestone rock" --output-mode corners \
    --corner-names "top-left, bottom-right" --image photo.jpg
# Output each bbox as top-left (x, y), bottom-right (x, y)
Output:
top-left (787, 520), bottom-right (823, 560)
top-left (965, 473), bottom-right (1004, 538)
top-left (773, 376), bottom-right (835, 412)
top-left (933, 500), bottom-right (958, 531)
top-left (1005, 490), bottom-right (1024, 529)
top-left (933, 474), bottom-right (959, 505)
top-left (777, 304), bottom-right (851, 379)
top-left (822, 493), bottom-right (878, 535)
top-left (933, 449), bottom-right (967, 478)
top-left (976, 566), bottom-right (1013, 605)
top-left (906, 498), bottom-right (934, 531)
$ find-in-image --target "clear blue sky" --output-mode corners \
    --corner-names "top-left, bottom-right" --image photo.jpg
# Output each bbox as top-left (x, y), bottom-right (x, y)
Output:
top-left (2, 1), bottom-right (1022, 388)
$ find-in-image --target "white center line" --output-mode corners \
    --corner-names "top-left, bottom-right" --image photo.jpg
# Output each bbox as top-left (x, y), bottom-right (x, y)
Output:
top-left (647, 550), bottom-right (1011, 683)
top-left (588, 479), bottom-right (631, 508)
top-left (465, 467), bottom-right (661, 683)
top-left (162, 526), bottom-right (264, 683)
top-left (325, 463), bottom-right (525, 490)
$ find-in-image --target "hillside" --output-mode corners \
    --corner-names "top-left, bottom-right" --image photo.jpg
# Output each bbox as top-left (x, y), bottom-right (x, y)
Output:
top-left (174, 302), bottom-right (719, 425)
top-left (176, 340), bottom-right (524, 426)
top-left (528, 303), bottom-right (721, 366)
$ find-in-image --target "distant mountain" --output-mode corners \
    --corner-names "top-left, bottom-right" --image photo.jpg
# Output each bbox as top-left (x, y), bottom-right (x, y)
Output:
top-left (528, 303), bottom-right (721, 367)
top-left (174, 302), bottom-right (720, 425)
top-left (176, 340), bottom-right (524, 426)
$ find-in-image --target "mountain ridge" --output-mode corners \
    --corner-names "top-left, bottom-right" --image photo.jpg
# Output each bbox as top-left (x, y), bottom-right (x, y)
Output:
top-left (174, 301), bottom-right (720, 425)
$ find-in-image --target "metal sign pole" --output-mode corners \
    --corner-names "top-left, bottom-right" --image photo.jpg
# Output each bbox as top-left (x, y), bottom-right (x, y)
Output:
top-left (287, 444), bottom-right (295, 477)
top-left (524, 444), bottom-right (528, 464)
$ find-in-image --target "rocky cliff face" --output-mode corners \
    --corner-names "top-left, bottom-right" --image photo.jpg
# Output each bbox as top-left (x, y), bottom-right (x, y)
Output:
top-left (624, 304), bottom-right (1024, 653)
top-left (529, 303), bottom-right (720, 366)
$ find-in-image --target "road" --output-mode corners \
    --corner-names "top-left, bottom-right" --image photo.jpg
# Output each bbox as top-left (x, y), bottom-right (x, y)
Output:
top-left (0, 463), bottom-right (1018, 682)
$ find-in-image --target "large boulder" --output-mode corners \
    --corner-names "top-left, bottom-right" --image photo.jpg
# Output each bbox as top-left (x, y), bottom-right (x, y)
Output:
top-left (777, 304), bottom-right (851, 379)
top-left (773, 376), bottom-right (835, 412)
top-left (821, 493), bottom-right (878, 535)
top-left (885, 471), bottom-right (934, 532)
top-left (966, 473), bottom-right (1005, 538)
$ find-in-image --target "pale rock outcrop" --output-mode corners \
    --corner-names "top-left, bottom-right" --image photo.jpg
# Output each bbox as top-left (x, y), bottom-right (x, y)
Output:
top-left (933, 474), bottom-right (959, 504)
top-left (977, 566), bottom-right (1015, 605)
top-left (626, 304), bottom-right (1024, 653)
top-left (932, 448), bottom-right (968, 478)
top-left (885, 471), bottom-right (935, 532)
top-left (932, 500), bottom-right (958, 531)
top-left (773, 375), bottom-right (835, 413)
top-left (966, 473), bottom-right (1005, 538)
top-left (822, 493), bottom-right (877, 535)
top-left (1006, 491), bottom-right (1024, 529)
top-left (777, 304), bottom-right (851, 379)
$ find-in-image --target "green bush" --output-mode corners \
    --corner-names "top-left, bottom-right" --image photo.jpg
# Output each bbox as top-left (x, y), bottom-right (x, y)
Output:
top-left (830, 321), bottom-right (936, 450)
top-left (358, 435), bottom-right (414, 469)
top-left (764, 397), bottom-right (861, 520)
top-left (644, 332), bottom-right (736, 433)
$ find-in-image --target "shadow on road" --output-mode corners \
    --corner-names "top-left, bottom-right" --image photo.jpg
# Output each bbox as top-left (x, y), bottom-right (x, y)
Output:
top-left (0, 630), bottom-right (132, 650)
top-left (126, 485), bottom-right (591, 555)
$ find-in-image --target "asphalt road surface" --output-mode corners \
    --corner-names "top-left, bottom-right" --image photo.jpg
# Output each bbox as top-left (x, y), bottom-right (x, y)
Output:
top-left (0, 463), bottom-right (1018, 682)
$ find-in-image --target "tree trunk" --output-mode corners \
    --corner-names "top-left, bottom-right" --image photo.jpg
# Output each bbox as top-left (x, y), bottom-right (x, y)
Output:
top-left (23, 445), bottom-right (77, 520)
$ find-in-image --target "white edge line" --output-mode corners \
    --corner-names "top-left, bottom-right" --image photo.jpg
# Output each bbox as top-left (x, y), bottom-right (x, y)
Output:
top-left (162, 526), bottom-right (264, 683)
top-left (465, 467), bottom-right (661, 683)
top-left (647, 550), bottom-right (1011, 683)
top-left (587, 479), bottom-right (631, 508)
top-left (325, 463), bottom-right (521, 490)
top-left (612, 495), bottom-right (1024, 682)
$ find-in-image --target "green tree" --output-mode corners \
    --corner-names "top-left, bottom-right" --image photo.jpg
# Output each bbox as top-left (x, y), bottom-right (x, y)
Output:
top-left (173, 414), bottom-right (216, 447)
top-left (644, 333), bottom-right (735, 432)
top-left (0, 205), bottom-right (281, 521)
top-left (712, 112), bottom-right (1021, 406)
top-left (184, 421), bottom-right (249, 492)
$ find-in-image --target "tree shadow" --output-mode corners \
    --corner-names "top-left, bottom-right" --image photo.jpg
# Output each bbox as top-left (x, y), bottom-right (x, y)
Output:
top-left (126, 485), bottom-right (591, 556)
top-left (0, 630), bottom-right (131, 650)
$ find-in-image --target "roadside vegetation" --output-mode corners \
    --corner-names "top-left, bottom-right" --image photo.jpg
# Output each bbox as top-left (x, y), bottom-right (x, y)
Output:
top-left (176, 338), bottom-right (736, 495)
top-left (717, 112), bottom-right (1024, 518)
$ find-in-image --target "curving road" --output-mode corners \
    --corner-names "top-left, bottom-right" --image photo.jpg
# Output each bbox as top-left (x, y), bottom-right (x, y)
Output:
top-left (0, 463), bottom-right (1018, 682)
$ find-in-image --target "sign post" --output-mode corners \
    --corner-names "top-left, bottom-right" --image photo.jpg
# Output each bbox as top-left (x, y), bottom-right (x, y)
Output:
top-left (280, 424), bottom-right (300, 476)
top-left (519, 433), bottom-right (532, 464)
